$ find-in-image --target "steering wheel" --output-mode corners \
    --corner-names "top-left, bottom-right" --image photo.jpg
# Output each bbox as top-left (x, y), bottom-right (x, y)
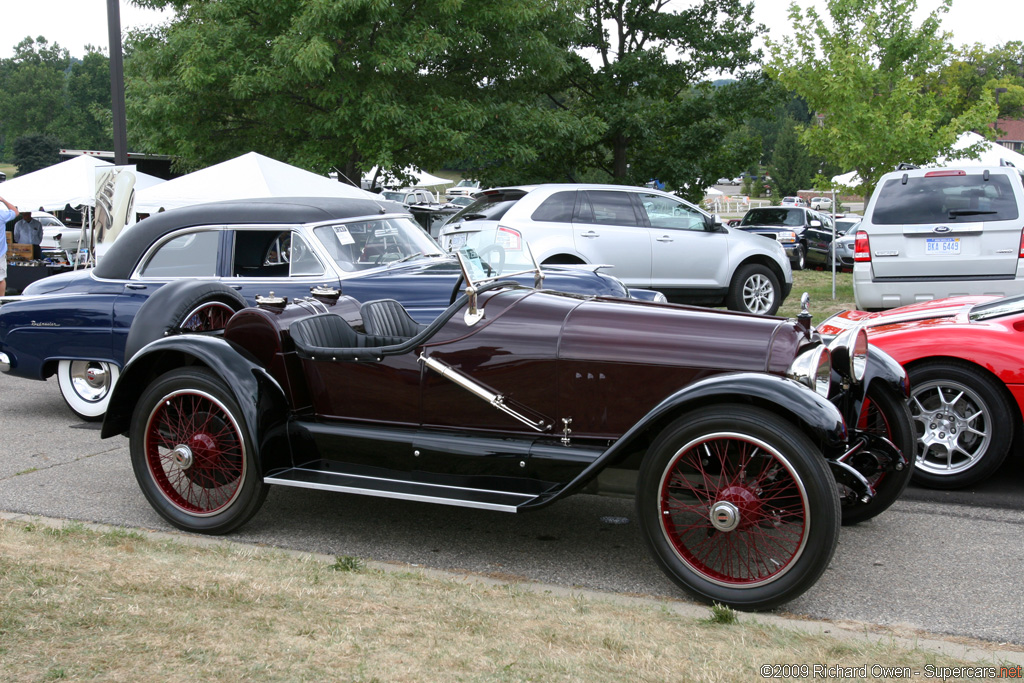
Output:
top-left (476, 244), bottom-right (506, 276)
top-left (374, 248), bottom-right (404, 265)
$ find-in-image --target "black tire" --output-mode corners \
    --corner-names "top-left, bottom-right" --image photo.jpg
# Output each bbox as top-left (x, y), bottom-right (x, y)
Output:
top-left (907, 361), bottom-right (1014, 489)
top-left (636, 405), bottom-right (840, 611)
top-left (129, 367), bottom-right (269, 534)
top-left (725, 264), bottom-right (781, 316)
top-left (839, 385), bottom-right (916, 525)
top-left (792, 245), bottom-right (806, 271)
top-left (124, 280), bottom-right (247, 363)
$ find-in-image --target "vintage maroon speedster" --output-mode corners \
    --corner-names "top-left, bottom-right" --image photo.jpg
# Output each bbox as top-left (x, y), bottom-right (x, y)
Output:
top-left (101, 250), bottom-right (913, 610)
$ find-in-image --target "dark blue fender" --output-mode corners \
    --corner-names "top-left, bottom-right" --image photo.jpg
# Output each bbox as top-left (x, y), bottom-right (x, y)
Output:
top-left (101, 335), bottom-right (292, 472)
top-left (523, 372), bottom-right (848, 509)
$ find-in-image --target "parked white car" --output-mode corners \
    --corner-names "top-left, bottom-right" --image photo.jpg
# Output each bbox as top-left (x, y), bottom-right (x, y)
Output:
top-left (810, 196), bottom-right (833, 211)
top-left (437, 184), bottom-right (793, 315)
top-left (446, 179), bottom-right (481, 198)
top-left (853, 164), bottom-right (1024, 310)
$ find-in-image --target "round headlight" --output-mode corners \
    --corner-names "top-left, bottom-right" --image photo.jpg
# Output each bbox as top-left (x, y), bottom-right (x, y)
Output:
top-left (828, 326), bottom-right (869, 384)
top-left (788, 345), bottom-right (832, 398)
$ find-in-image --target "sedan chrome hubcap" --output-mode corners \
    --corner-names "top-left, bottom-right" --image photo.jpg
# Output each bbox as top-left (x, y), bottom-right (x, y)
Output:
top-left (69, 361), bottom-right (112, 402)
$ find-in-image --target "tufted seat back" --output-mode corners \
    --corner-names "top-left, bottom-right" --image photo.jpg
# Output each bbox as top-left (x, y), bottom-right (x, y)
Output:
top-left (360, 299), bottom-right (427, 338)
top-left (289, 314), bottom-right (407, 361)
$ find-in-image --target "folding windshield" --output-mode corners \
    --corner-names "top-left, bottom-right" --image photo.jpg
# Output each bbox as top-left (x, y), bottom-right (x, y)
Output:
top-left (873, 174), bottom-right (1020, 224)
top-left (312, 216), bottom-right (442, 272)
top-left (739, 208), bottom-right (805, 227)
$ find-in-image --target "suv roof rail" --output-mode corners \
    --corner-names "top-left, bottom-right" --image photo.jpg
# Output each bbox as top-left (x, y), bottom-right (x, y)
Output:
top-left (999, 159), bottom-right (1017, 168)
top-left (895, 162), bottom-right (919, 171)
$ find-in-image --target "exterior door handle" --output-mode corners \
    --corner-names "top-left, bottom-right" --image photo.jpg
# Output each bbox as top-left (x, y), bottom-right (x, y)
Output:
top-left (656, 235), bottom-right (673, 243)
top-left (230, 285), bottom-right (242, 290)
top-left (126, 284), bottom-right (147, 290)
top-left (580, 231), bottom-right (599, 238)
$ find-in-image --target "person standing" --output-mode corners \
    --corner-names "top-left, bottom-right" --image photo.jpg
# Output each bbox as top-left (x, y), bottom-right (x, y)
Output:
top-left (13, 210), bottom-right (43, 260)
top-left (1, 195), bottom-right (21, 295)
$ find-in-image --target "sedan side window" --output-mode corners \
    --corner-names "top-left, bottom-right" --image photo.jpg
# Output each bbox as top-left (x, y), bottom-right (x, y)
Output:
top-left (138, 230), bottom-right (219, 278)
top-left (232, 229), bottom-right (324, 278)
top-left (638, 193), bottom-right (705, 231)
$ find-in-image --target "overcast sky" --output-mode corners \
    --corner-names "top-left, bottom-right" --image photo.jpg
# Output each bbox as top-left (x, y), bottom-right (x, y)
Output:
top-left (2, 0), bottom-right (1014, 61)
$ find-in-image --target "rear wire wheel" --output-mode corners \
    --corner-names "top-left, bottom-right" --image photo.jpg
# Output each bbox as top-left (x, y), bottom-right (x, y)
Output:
top-left (129, 368), bottom-right (268, 534)
top-left (637, 405), bottom-right (839, 611)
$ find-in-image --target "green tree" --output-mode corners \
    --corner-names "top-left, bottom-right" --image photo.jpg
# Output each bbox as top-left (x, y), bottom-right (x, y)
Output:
top-left (125, 0), bottom-right (593, 185)
top-left (769, 119), bottom-right (813, 197)
top-left (546, 0), bottom-right (771, 201)
top-left (12, 132), bottom-right (62, 175)
top-left (0, 38), bottom-right (69, 157)
top-left (54, 48), bottom-right (114, 151)
top-left (765, 0), bottom-right (995, 199)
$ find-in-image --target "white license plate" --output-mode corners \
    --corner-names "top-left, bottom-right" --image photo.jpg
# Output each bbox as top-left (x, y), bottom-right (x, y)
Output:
top-left (925, 237), bottom-right (960, 255)
top-left (448, 234), bottom-right (467, 249)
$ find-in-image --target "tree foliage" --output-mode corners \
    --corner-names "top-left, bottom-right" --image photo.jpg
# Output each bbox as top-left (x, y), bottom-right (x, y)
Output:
top-left (546, 0), bottom-right (773, 201)
top-left (0, 37), bottom-right (115, 166)
top-left (125, 0), bottom-right (595, 186)
top-left (766, 0), bottom-right (996, 198)
top-left (769, 119), bottom-right (814, 197)
top-left (12, 132), bottom-right (62, 175)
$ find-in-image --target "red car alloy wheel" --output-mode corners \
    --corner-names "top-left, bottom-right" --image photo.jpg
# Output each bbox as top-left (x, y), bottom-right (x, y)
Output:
top-left (144, 389), bottom-right (247, 516)
top-left (658, 433), bottom-right (810, 587)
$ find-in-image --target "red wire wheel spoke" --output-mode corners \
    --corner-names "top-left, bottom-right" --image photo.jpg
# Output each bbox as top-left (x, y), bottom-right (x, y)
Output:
top-left (180, 302), bottom-right (236, 333)
top-left (658, 433), bottom-right (810, 587)
top-left (144, 389), bottom-right (246, 516)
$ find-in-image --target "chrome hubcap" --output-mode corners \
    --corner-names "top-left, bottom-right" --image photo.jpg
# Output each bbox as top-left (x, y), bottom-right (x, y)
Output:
top-left (709, 501), bottom-right (740, 532)
top-left (170, 444), bottom-right (194, 470)
top-left (69, 361), bottom-right (112, 403)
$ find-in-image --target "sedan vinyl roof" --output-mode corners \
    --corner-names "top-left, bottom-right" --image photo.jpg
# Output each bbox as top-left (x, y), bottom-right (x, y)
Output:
top-left (94, 197), bottom-right (405, 280)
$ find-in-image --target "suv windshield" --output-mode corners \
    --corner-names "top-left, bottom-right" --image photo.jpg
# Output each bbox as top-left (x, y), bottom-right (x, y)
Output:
top-left (740, 208), bottom-right (806, 227)
top-left (873, 174), bottom-right (1020, 224)
top-left (312, 216), bottom-right (442, 272)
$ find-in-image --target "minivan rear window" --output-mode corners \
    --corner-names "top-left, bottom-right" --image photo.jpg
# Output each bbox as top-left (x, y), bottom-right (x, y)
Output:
top-left (872, 174), bottom-right (1019, 224)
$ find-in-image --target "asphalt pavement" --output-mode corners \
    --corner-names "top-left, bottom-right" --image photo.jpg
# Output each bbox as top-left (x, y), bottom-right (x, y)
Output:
top-left (1, 370), bottom-right (1022, 646)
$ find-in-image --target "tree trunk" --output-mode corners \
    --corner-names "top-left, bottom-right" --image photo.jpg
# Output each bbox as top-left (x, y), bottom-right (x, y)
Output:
top-left (612, 133), bottom-right (629, 181)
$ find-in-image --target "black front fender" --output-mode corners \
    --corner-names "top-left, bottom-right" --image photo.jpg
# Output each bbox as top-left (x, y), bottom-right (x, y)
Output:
top-left (831, 344), bottom-right (910, 422)
top-left (101, 335), bottom-right (290, 470)
top-left (524, 372), bottom-right (848, 508)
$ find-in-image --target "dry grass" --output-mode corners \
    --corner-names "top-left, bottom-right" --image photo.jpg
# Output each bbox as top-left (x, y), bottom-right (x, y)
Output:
top-left (0, 520), bottom-right (1003, 682)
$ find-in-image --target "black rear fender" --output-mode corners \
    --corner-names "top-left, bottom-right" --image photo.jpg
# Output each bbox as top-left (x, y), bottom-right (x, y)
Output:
top-left (101, 335), bottom-right (291, 471)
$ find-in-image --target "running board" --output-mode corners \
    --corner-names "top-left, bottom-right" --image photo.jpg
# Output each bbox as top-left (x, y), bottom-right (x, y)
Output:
top-left (265, 467), bottom-right (539, 512)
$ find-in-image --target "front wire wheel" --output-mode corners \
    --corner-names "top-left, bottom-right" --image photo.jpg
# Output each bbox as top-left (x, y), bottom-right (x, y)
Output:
top-left (129, 368), bottom-right (268, 534)
top-left (839, 386), bottom-right (915, 525)
top-left (637, 406), bottom-right (839, 611)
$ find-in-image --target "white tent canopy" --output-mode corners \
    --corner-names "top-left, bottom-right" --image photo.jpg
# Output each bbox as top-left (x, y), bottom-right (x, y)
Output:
top-left (134, 152), bottom-right (378, 214)
top-left (361, 165), bottom-right (452, 189)
top-left (832, 132), bottom-right (1024, 189)
top-left (0, 155), bottom-right (165, 211)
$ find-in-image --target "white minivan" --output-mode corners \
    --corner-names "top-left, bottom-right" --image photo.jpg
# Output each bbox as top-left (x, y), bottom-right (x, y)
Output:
top-left (853, 164), bottom-right (1024, 310)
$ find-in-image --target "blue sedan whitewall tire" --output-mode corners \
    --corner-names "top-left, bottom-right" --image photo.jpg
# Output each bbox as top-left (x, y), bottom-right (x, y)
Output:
top-left (57, 360), bottom-right (121, 422)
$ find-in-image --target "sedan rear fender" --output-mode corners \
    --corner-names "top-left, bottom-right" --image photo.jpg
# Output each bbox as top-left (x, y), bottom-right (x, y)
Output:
top-left (100, 335), bottom-right (291, 472)
top-left (531, 373), bottom-right (848, 506)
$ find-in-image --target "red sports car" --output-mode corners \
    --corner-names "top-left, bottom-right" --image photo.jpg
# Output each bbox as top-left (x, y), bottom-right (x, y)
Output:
top-left (818, 294), bottom-right (1024, 489)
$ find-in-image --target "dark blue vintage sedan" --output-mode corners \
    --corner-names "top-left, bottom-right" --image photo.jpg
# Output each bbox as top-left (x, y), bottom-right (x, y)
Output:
top-left (0, 197), bottom-right (655, 420)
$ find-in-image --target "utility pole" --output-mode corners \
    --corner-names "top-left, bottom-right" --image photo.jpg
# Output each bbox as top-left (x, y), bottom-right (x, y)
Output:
top-left (107, 0), bottom-right (129, 165)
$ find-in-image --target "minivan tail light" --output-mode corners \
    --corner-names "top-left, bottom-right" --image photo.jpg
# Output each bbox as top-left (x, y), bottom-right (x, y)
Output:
top-left (924, 170), bottom-right (966, 177)
top-left (854, 231), bottom-right (871, 262)
top-left (1019, 230), bottom-right (1024, 258)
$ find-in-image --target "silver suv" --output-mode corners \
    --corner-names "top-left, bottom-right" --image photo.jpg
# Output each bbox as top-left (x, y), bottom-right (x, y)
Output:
top-left (438, 184), bottom-right (793, 315)
top-left (854, 165), bottom-right (1024, 310)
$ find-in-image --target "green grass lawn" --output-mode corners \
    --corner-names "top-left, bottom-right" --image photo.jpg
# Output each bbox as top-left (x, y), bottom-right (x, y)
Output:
top-left (778, 268), bottom-right (855, 320)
